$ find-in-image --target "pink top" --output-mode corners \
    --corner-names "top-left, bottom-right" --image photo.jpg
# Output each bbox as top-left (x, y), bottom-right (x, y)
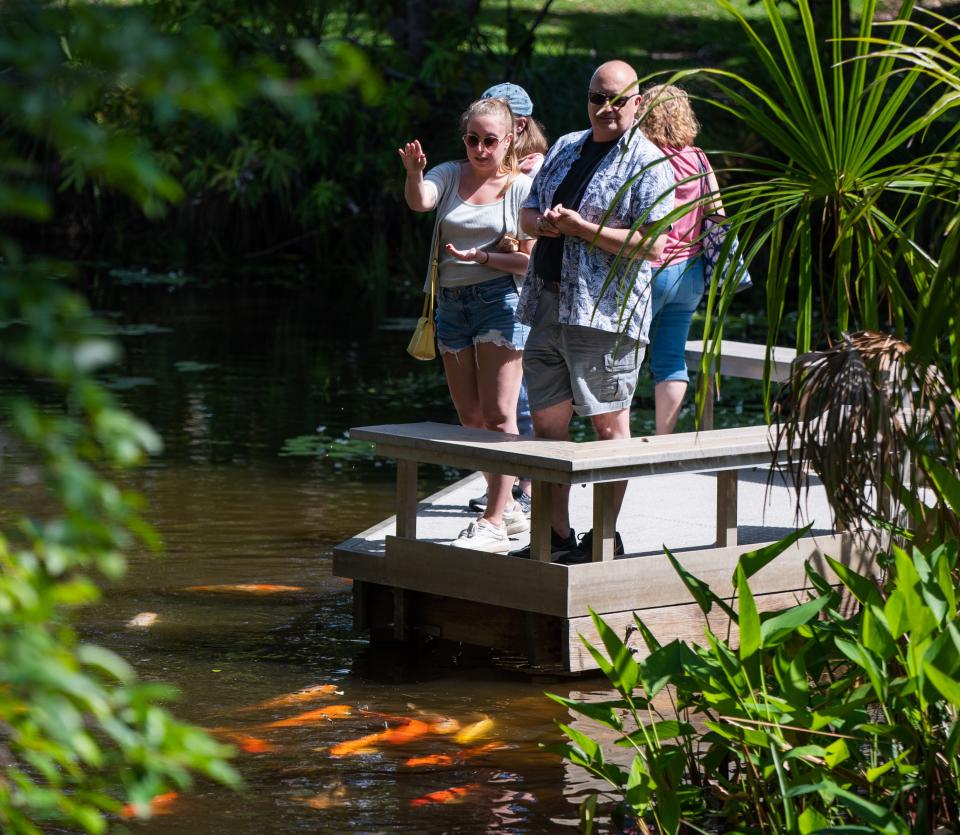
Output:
top-left (652, 145), bottom-right (710, 268)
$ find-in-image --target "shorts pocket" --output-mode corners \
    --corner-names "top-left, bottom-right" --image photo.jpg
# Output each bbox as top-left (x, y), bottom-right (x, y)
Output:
top-left (604, 341), bottom-right (637, 373)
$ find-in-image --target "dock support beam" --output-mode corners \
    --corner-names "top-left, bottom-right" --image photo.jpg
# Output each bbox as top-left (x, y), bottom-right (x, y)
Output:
top-left (592, 482), bottom-right (617, 561)
top-left (530, 480), bottom-right (554, 562)
top-left (396, 460), bottom-right (418, 539)
top-left (716, 470), bottom-right (738, 547)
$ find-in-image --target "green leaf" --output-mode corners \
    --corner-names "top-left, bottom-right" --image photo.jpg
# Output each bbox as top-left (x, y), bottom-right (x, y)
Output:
top-left (664, 546), bottom-right (736, 619)
top-left (861, 602), bottom-right (896, 660)
top-left (825, 555), bottom-right (882, 606)
top-left (760, 594), bottom-right (831, 647)
top-left (546, 694), bottom-right (626, 731)
top-left (737, 524), bottom-right (812, 580)
top-left (835, 637), bottom-right (886, 701)
top-left (616, 720), bottom-right (695, 747)
top-left (823, 737), bottom-right (850, 768)
top-left (798, 806), bottom-right (832, 833)
top-left (923, 661), bottom-right (960, 706)
top-left (736, 565), bottom-right (760, 663)
top-left (773, 644), bottom-right (809, 706)
top-left (588, 608), bottom-right (641, 697)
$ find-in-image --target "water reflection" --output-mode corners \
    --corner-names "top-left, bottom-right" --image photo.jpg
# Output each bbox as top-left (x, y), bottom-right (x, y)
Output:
top-left (5, 276), bottom-right (768, 832)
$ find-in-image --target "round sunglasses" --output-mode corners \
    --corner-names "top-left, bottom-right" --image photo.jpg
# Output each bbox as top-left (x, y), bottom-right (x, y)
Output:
top-left (462, 133), bottom-right (509, 150)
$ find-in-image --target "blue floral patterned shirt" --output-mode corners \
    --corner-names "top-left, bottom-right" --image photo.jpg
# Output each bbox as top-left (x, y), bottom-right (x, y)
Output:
top-left (517, 128), bottom-right (674, 342)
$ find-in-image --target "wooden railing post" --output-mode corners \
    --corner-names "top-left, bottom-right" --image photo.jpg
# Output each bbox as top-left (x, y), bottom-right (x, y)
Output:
top-left (396, 460), bottom-right (418, 539)
top-left (716, 470), bottom-right (738, 547)
top-left (530, 480), bottom-right (553, 562)
top-left (592, 482), bottom-right (617, 561)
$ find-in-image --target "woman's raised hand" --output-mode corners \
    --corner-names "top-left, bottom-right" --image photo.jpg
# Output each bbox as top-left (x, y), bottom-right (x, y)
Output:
top-left (398, 140), bottom-right (427, 174)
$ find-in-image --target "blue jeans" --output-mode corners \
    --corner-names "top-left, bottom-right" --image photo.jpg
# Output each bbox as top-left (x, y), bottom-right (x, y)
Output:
top-left (649, 256), bottom-right (704, 384)
top-left (436, 276), bottom-right (529, 354)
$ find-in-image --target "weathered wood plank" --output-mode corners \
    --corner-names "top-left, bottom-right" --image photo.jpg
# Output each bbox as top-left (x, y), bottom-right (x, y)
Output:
top-left (382, 536), bottom-right (570, 617)
top-left (685, 339), bottom-right (796, 383)
top-left (355, 422), bottom-right (791, 484)
top-left (564, 532), bottom-right (875, 618)
top-left (565, 589), bottom-right (812, 672)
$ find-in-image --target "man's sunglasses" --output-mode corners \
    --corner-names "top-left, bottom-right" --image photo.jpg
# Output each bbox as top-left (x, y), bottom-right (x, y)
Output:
top-left (462, 133), bottom-right (508, 150)
top-left (587, 90), bottom-right (630, 109)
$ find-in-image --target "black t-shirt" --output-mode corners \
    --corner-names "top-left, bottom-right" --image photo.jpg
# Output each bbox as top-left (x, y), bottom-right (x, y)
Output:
top-left (533, 136), bottom-right (618, 286)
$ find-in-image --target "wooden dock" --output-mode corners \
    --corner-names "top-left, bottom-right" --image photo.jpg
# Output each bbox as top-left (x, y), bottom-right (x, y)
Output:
top-left (333, 341), bottom-right (877, 673)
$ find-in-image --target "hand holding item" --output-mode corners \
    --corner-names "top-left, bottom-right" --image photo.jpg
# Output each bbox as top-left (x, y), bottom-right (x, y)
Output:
top-left (535, 212), bottom-right (561, 238)
top-left (445, 243), bottom-right (489, 264)
top-left (398, 139), bottom-right (427, 173)
top-left (548, 203), bottom-right (585, 237)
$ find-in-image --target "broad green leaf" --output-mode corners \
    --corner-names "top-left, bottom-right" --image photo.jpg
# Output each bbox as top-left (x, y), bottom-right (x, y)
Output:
top-left (798, 806), bottom-right (832, 833)
top-left (825, 556), bottom-right (883, 606)
top-left (861, 602), bottom-right (896, 660)
top-left (773, 645), bottom-right (809, 706)
top-left (760, 595), bottom-right (831, 646)
top-left (640, 639), bottom-right (697, 698)
top-left (664, 546), bottom-right (736, 619)
top-left (823, 737), bottom-right (850, 768)
top-left (632, 613), bottom-right (662, 653)
top-left (736, 565), bottom-right (760, 663)
top-left (589, 609), bottom-right (641, 696)
top-left (923, 661), bottom-right (960, 706)
top-left (884, 590), bottom-right (909, 639)
top-left (625, 753), bottom-right (654, 809)
top-left (616, 720), bottom-right (695, 747)
top-left (736, 524), bottom-right (812, 581)
top-left (546, 694), bottom-right (626, 731)
top-left (556, 723), bottom-right (603, 765)
top-left (835, 637), bottom-right (886, 701)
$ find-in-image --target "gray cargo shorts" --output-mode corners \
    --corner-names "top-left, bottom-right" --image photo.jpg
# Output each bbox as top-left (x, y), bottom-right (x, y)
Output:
top-left (523, 287), bottom-right (644, 417)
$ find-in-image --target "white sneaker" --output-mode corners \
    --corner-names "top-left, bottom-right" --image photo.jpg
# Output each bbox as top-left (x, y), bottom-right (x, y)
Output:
top-left (502, 503), bottom-right (530, 536)
top-left (451, 518), bottom-right (511, 553)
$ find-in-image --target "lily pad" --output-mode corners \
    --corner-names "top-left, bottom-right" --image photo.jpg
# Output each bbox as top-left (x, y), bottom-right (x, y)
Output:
top-left (175, 361), bottom-right (219, 373)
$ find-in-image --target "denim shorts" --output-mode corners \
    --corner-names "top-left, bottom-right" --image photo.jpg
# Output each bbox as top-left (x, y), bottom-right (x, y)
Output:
top-left (436, 275), bottom-right (529, 354)
top-left (523, 288), bottom-right (644, 417)
top-left (649, 255), bottom-right (704, 384)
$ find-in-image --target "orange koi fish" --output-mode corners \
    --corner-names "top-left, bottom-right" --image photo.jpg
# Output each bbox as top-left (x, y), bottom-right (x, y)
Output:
top-left (180, 583), bottom-right (305, 595)
top-left (404, 741), bottom-right (506, 768)
top-left (328, 718), bottom-right (432, 758)
top-left (261, 704), bottom-right (353, 729)
top-left (237, 684), bottom-right (343, 712)
top-left (120, 791), bottom-right (179, 819)
top-left (299, 782), bottom-right (348, 810)
top-left (410, 783), bottom-right (479, 807)
top-left (453, 716), bottom-right (493, 745)
top-left (223, 733), bottom-right (276, 754)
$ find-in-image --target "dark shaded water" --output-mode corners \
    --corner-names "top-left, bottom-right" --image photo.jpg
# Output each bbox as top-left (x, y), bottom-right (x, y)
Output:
top-left (6, 273), bottom-right (767, 833)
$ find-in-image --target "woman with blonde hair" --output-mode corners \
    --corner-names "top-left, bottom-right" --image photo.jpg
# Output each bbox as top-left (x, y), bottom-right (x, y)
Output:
top-left (640, 84), bottom-right (723, 434)
top-left (399, 97), bottom-right (535, 552)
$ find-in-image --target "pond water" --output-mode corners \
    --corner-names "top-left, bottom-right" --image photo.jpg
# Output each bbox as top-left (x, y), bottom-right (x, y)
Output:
top-left (10, 273), bottom-right (768, 833)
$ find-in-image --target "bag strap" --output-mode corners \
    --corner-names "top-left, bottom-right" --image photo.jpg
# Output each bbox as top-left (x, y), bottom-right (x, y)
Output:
top-left (421, 227), bottom-right (441, 318)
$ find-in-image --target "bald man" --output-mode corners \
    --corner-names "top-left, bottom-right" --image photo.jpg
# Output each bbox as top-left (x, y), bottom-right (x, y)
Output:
top-left (510, 60), bottom-right (674, 563)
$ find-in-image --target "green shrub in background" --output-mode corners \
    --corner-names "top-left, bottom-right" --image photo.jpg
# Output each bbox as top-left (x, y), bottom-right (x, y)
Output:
top-left (0, 2), bottom-right (374, 831)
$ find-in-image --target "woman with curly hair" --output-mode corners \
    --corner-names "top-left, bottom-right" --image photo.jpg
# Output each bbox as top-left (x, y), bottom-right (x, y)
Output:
top-left (640, 84), bottom-right (724, 434)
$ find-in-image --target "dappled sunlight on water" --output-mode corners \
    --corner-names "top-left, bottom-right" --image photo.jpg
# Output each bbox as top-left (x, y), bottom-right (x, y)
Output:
top-left (3, 277), bottom-right (766, 833)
